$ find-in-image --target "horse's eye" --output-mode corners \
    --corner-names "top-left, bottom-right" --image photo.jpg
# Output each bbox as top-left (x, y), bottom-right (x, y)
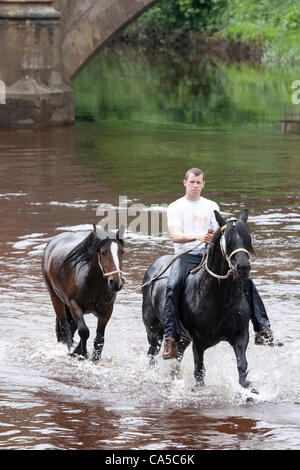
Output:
top-left (101, 249), bottom-right (107, 256)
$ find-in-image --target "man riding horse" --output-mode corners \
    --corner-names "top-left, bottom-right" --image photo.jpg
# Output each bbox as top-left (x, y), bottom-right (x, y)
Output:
top-left (162, 167), bottom-right (277, 360)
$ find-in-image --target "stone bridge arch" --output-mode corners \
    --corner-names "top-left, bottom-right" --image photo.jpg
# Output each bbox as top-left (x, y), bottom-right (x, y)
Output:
top-left (55, 0), bottom-right (160, 82)
top-left (0, 0), bottom-right (160, 128)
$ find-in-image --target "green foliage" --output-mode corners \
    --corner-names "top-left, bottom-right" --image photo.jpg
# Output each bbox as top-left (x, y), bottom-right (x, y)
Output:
top-left (139, 0), bottom-right (300, 63)
top-left (221, 0), bottom-right (300, 63)
top-left (73, 45), bottom-right (298, 128)
top-left (140, 0), bottom-right (227, 30)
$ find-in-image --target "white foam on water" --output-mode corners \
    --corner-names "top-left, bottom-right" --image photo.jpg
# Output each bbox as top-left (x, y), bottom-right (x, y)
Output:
top-left (0, 192), bottom-right (27, 198)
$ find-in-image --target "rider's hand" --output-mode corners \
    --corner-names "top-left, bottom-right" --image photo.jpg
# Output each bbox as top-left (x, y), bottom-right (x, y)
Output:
top-left (196, 230), bottom-right (215, 244)
top-left (203, 231), bottom-right (215, 244)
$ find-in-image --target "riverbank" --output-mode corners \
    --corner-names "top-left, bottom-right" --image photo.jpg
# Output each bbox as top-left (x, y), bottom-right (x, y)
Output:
top-left (118, 24), bottom-right (263, 64)
top-left (116, 1), bottom-right (300, 65)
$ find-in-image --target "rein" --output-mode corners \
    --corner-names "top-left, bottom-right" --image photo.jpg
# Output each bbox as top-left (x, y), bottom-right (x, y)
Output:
top-left (138, 218), bottom-right (251, 289)
top-left (140, 241), bottom-right (205, 290)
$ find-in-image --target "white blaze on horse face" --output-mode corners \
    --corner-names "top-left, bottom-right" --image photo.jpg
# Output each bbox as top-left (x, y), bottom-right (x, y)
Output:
top-left (110, 242), bottom-right (121, 276)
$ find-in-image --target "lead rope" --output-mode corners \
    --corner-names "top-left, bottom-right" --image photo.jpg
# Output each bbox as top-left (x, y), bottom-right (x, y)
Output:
top-left (204, 251), bottom-right (234, 280)
top-left (140, 241), bottom-right (206, 289)
top-left (125, 241), bottom-right (205, 292)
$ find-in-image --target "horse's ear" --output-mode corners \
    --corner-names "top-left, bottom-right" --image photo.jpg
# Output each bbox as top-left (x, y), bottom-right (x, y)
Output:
top-left (117, 224), bottom-right (125, 241)
top-left (93, 224), bottom-right (97, 235)
top-left (95, 224), bottom-right (108, 240)
top-left (214, 210), bottom-right (226, 228)
top-left (240, 209), bottom-right (248, 224)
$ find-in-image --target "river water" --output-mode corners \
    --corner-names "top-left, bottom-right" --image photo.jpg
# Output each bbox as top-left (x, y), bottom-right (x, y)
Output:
top-left (0, 45), bottom-right (299, 451)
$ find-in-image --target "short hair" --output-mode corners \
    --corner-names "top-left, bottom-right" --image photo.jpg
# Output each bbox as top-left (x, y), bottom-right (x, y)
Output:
top-left (184, 168), bottom-right (205, 181)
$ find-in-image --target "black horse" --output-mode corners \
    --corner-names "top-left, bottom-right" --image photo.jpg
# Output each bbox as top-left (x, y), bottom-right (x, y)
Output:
top-left (42, 225), bottom-right (125, 360)
top-left (142, 209), bottom-right (258, 393)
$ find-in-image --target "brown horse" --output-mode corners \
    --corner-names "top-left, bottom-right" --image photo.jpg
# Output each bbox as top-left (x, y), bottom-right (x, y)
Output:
top-left (42, 225), bottom-right (125, 360)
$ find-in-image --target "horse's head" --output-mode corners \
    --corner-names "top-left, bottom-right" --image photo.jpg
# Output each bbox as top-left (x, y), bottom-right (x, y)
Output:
top-left (94, 224), bottom-right (125, 292)
top-left (214, 209), bottom-right (255, 280)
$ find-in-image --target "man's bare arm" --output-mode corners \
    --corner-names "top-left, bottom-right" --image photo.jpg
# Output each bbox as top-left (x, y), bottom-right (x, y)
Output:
top-left (169, 225), bottom-right (215, 244)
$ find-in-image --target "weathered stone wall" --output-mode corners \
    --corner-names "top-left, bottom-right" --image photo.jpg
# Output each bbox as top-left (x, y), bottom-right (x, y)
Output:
top-left (0, 0), bottom-right (74, 128)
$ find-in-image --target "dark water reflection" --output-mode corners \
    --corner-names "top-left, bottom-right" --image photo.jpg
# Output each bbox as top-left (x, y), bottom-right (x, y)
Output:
top-left (0, 45), bottom-right (299, 450)
top-left (0, 368), bottom-right (272, 451)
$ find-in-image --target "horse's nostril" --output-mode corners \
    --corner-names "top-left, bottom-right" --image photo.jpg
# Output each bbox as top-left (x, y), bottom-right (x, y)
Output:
top-left (108, 278), bottom-right (123, 292)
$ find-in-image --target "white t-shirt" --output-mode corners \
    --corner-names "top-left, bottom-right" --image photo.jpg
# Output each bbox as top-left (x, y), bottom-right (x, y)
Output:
top-left (167, 196), bottom-right (220, 255)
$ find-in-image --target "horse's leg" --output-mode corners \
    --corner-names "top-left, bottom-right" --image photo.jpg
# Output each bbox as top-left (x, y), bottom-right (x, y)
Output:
top-left (232, 335), bottom-right (258, 394)
top-left (92, 308), bottom-right (113, 361)
top-left (233, 340), bottom-right (248, 388)
top-left (147, 330), bottom-right (163, 368)
top-left (65, 304), bottom-right (78, 341)
top-left (69, 299), bottom-right (89, 358)
top-left (43, 272), bottom-right (73, 350)
top-left (92, 320), bottom-right (106, 362)
top-left (142, 295), bottom-right (163, 368)
top-left (47, 287), bottom-right (73, 351)
top-left (192, 341), bottom-right (205, 388)
top-left (170, 335), bottom-right (191, 380)
top-left (176, 331), bottom-right (191, 362)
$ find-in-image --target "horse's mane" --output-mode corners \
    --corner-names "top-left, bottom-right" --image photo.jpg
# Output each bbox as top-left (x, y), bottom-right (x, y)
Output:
top-left (62, 229), bottom-right (124, 268)
top-left (195, 229), bottom-right (222, 295)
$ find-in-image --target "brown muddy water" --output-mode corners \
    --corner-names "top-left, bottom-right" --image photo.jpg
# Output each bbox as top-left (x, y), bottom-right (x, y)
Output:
top-left (0, 124), bottom-right (299, 451)
top-left (0, 48), bottom-right (300, 451)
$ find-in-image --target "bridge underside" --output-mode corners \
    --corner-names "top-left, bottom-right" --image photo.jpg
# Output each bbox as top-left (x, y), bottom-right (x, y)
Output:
top-left (0, 0), bottom-right (159, 129)
top-left (56, 0), bottom-right (160, 81)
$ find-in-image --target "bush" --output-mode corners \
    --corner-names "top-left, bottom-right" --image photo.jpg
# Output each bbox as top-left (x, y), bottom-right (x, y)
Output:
top-left (140, 0), bottom-right (227, 31)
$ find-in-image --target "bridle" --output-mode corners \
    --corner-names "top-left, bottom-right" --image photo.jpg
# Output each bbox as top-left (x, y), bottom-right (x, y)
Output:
top-left (204, 218), bottom-right (250, 280)
top-left (97, 246), bottom-right (126, 280)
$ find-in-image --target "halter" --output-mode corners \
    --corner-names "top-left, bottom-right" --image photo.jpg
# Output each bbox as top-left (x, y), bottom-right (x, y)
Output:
top-left (97, 253), bottom-right (125, 279)
top-left (205, 218), bottom-right (250, 280)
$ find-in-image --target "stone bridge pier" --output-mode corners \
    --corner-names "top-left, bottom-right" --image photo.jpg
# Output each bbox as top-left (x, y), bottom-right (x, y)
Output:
top-left (0, 0), bottom-right (159, 129)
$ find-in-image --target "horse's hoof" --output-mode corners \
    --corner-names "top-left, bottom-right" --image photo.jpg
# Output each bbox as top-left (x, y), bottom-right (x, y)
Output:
top-left (170, 361), bottom-right (182, 380)
top-left (92, 352), bottom-right (102, 362)
top-left (191, 386), bottom-right (204, 393)
top-left (245, 382), bottom-right (259, 395)
top-left (191, 381), bottom-right (205, 392)
top-left (148, 356), bottom-right (158, 369)
top-left (69, 351), bottom-right (88, 360)
top-left (245, 388), bottom-right (259, 402)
